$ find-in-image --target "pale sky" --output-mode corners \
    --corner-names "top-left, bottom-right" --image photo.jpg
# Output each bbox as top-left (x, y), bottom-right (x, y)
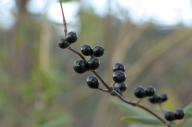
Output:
top-left (1, 0), bottom-right (192, 29)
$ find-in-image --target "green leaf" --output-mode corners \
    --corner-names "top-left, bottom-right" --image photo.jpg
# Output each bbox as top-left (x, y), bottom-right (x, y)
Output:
top-left (182, 118), bottom-right (192, 127)
top-left (112, 98), bottom-right (163, 126)
top-left (121, 116), bottom-right (161, 125)
top-left (41, 115), bottom-right (72, 127)
top-left (111, 98), bottom-right (152, 118)
top-left (184, 103), bottom-right (192, 118)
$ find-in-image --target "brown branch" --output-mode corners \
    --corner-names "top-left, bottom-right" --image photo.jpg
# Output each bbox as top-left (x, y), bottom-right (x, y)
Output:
top-left (59, 2), bottom-right (170, 127)
top-left (67, 46), bottom-right (171, 127)
top-left (59, 0), bottom-right (68, 37)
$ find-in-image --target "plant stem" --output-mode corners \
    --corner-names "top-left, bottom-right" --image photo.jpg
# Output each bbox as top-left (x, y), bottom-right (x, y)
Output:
top-left (59, 2), bottom-right (171, 127)
top-left (67, 46), bottom-right (171, 127)
top-left (59, 0), bottom-right (67, 37)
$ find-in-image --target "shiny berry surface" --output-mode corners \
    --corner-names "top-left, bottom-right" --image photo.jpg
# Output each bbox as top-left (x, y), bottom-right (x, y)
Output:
top-left (87, 58), bottom-right (100, 70)
top-left (66, 32), bottom-right (77, 43)
top-left (165, 112), bottom-right (175, 121)
top-left (112, 71), bottom-right (126, 83)
top-left (93, 46), bottom-right (104, 57)
top-left (113, 63), bottom-right (125, 72)
top-left (73, 60), bottom-right (88, 73)
top-left (81, 45), bottom-right (93, 56)
top-left (114, 82), bottom-right (127, 92)
top-left (174, 109), bottom-right (184, 120)
top-left (58, 38), bottom-right (70, 49)
top-left (134, 86), bottom-right (146, 98)
top-left (86, 75), bottom-right (99, 89)
top-left (145, 87), bottom-right (155, 97)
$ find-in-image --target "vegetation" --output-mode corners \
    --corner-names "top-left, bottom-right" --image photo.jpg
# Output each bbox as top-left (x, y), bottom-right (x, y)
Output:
top-left (0, 0), bottom-right (192, 127)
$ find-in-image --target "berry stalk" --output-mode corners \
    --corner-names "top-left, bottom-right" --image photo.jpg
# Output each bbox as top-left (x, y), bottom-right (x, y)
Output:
top-left (67, 46), bottom-right (171, 127)
top-left (58, 1), bottom-right (185, 127)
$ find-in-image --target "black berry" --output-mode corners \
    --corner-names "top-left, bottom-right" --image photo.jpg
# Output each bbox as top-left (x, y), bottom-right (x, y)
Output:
top-left (145, 86), bottom-right (155, 97)
top-left (134, 86), bottom-right (146, 98)
top-left (114, 82), bottom-right (127, 93)
top-left (174, 109), bottom-right (184, 120)
top-left (112, 71), bottom-right (126, 83)
top-left (159, 94), bottom-right (168, 103)
top-left (81, 45), bottom-right (93, 56)
top-left (86, 75), bottom-right (99, 89)
top-left (165, 112), bottom-right (175, 121)
top-left (93, 46), bottom-right (104, 57)
top-left (87, 58), bottom-right (100, 70)
top-left (149, 94), bottom-right (160, 103)
top-left (58, 38), bottom-right (70, 49)
top-left (73, 60), bottom-right (88, 73)
top-left (113, 63), bottom-right (125, 72)
top-left (66, 32), bottom-right (77, 43)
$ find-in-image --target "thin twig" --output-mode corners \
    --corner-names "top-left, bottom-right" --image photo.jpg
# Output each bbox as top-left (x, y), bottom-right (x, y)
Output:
top-left (91, 70), bottom-right (112, 90)
top-left (59, 2), bottom-right (170, 127)
top-left (68, 46), bottom-right (112, 90)
top-left (98, 87), bottom-right (109, 92)
top-left (68, 46), bottom-right (86, 61)
top-left (59, 0), bottom-right (68, 36)
top-left (110, 90), bottom-right (170, 127)
top-left (67, 46), bottom-right (171, 127)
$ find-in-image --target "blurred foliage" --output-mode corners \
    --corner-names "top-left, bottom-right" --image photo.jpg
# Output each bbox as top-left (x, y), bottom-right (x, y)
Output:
top-left (0, 0), bottom-right (192, 127)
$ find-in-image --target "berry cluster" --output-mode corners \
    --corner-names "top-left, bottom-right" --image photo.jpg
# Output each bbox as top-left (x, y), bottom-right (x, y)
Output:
top-left (73, 45), bottom-right (104, 74)
top-left (58, 32), bottom-right (77, 49)
top-left (165, 109), bottom-right (185, 121)
top-left (111, 63), bottom-right (127, 95)
top-left (134, 86), bottom-right (184, 122)
top-left (58, 31), bottom-right (185, 127)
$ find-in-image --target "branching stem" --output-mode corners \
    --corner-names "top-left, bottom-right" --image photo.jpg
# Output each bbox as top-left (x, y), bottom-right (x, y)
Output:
top-left (59, 1), bottom-right (171, 127)
top-left (59, 0), bottom-right (68, 37)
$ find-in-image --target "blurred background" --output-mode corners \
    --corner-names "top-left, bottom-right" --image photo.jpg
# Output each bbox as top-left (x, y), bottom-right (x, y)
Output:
top-left (0, 0), bottom-right (192, 127)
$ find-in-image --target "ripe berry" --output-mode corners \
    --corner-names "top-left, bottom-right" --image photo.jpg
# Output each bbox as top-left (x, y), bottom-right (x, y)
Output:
top-left (165, 112), bottom-right (175, 121)
top-left (113, 63), bottom-right (125, 72)
top-left (145, 86), bottom-right (155, 97)
top-left (93, 46), bottom-right (104, 57)
top-left (114, 82), bottom-right (127, 92)
top-left (112, 71), bottom-right (126, 83)
top-left (86, 75), bottom-right (99, 89)
top-left (66, 32), bottom-right (77, 43)
top-left (159, 94), bottom-right (168, 103)
top-left (87, 58), bottom-right (100, 70)
top-left (174, 109), bottom-right (184, 120)
top-left (81, 45), bottom-right (93, 56)
top-left (73, 60), bottom-right (88, 73)
top-left (134, 86), bottom-right (146, 98)
top-left (149, 94), bottom-right (160, 103)
top-left (58, 38), bottom-right (70, 49)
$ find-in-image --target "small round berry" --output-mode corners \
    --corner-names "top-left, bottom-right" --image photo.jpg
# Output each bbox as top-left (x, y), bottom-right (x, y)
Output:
top-left (112, 71), bottom-right (126, 83)
top-left (174, 109), bottom-right (184, 120)
top-left (114, 82), bottom-right (127, 92)
top-left (66, 32), bottom-right (77, 43)
top-left (93, 46), bottom-right (104, 57)
top-left (165, 112), bottom-right (175, 121)
top-left (149, 94), bottom-right (160, 103)
top-left (73, 60), bottom-right (88, 73)
top-left (134, 86), bottom-right (146, 98)
top-left (81, 45), bottom-right (93, 56)
top-left (87, 58), bottom-right (100, 70)
top-left (111, 87), bottom-right (121, 96)
top-left (113, 63), bottom-right (125, 72)
top-left (145, 86), bottom-right (156, 97)
top-left (86, 75), bottom-right (99, 89)
top-left (58, 38), bottom-right (70, 49)
top-left (159, 94), bottom-right (168, 103)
